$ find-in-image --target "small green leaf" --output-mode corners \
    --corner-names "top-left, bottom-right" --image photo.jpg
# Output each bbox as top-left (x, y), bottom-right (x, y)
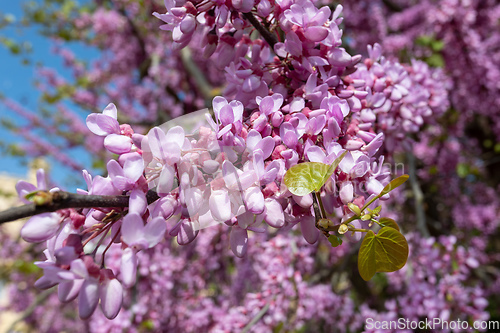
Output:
top-left (347, 203), bottom-right (361, 216)
top-left (24, 191), bottom-right (40, 201)
top-left (379, 174), bottom-right (409, 196)
top-left (283, 162), bottom-right (330, 196)
top-left (372, 205), bottom-right (382, 215)
top-left (328, 234), bottom-right (343, 247)
top-left (425, 54), bottom-right (445, 68)
top-left (358, 227), bottom-right (409, 281)
top-left (378, 217), bottom-right (400, 232)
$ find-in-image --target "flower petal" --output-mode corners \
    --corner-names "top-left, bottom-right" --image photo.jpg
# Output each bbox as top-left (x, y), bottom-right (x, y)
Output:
top-left (230, 226), bottom-right (248, 257)
top-left (121, 213), bottom-right (145, 246)
top-left (78, 278), bottom-right (99, 319)
top-left (104, 134), bottom-right (133, 155)
top-left (100, 278), bottom-right (123, 320)
top-left (300, 215), bottom-right (319, 244)
top-left (144, 216), bottom-right (167, 247)
top-left (86, 114), bottom-right (120, 136)
top-left (21, 213), bottom-right (60, 243)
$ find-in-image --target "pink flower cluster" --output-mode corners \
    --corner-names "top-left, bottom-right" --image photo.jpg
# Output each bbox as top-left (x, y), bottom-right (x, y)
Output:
top-left (7, 0), bottom-right (462, 326)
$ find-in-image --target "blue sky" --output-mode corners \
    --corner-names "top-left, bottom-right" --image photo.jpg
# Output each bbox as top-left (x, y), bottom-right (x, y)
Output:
top-left (0, 1), bottom-right (99, 188)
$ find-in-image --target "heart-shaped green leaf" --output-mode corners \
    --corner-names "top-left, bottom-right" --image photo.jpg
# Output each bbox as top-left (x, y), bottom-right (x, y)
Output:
top-left (358, 227), bottom-right (409, 281)
top-left (283, 162), bottom-right (330, 196)
top-left (283, 152), bottom-right (347, 196)
top-left (379, 174), bottom-right (409, 196)
top-left (328, 234), bottom-right (343, 247)
top-left (378, 217), bottom-right (400, 232)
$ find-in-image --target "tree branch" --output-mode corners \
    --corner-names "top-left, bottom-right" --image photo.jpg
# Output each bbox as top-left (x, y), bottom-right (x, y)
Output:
top-left (0, 190), bottom-right (160, 225)
top-left (243, 12), bottom-right (278, 50)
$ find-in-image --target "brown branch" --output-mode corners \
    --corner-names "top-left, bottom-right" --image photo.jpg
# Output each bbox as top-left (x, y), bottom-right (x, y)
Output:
top-left (0, 190), bottom-right (160, 225)
top-left (243, 12), bottom-right (278, 50)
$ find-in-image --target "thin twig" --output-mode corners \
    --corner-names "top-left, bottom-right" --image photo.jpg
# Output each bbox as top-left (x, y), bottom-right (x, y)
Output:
top-left (0, 190), bottom-right (160, 225)
top-left (406, 151), bottom-right (430, 237)
top-left (241, 302), bottom-right (270, 333)
top-left (243, 12), bottom-right (278, 50)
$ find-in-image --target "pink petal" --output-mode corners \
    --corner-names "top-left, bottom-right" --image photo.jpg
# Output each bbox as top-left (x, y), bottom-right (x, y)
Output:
top-left (90, 176), bottom-right (120, 196)
top-left (121, 213), bottom-right (145, 246)
top-left (157, 165), bottom-right (175, 195)
top-left (129, 189), bottom-right (147, 215)
top-left (229, 100), bottom-right (244, 122)
top-left (264, 199), bottom-right (284, 228)
top-left (246, 129), bottom-right (262, 150)
top-left (219, 104), bottom-right (235, 124)
top-left (184, 187), bottom-right (203, 217)
top-left (339, 152), bottom-right (355, 173)
top-left (292, 193), bottom-right (313, 208)
top-left (210, 190), bottom-right (232, 222)
top-left (107, 160), bottom-right (124, 179)
top-left (339, 182), bottom-right (354, 204)
top-left (177, 221), bottom-right (199, 245)
top-left (165, 126), bottom-right (185, 146)
top-left (147, 127), bottom-right (167, 161)
top-left (122, 153), bottom-right (144, 182)
top-left (100, 279), bottom-right (123, 320)
top-left (86, 114), bottom-right (120, 136)
top-left (21, 213), bottom-right (60, 243)
top-left (15, 181), bottom-right (37, 204)
top-left (164, 142), bottom-right (181, 165)
top-left (366, 178), bottom-right (384, 196)
top-left (104, 134), bottom-right (132, 154)
top-left (120, 248), bottom-right (138, 288)
top-left (58, 279), bottom-right (84, 303)
top-left (255, 137), bottom-right (275, 159)
top-left (300, 215), bottom-right (319, 244)
top-left (230, 227), bottom-right (248, 257)
top-left (310, 6), bottom-right (331, 26)
top-left (180, 15), bottom-right (196, 34)
top-left (328, 48), bottom-right (352, 67)
top-left (212, 96), bottom-right (228, 119)
top-left (102, 103), bottom-right (118, 119)
top-left (144, 216), bottom-right (167, 247)
top-left (259, 95), bottom-right (276, 115)
top-left (78, 278), bottom-right (99, 319)
top-left (69, 259), bottom-right (89, 279)
top-left (304, 26), bottom-right (328, 42)
top-left (244, 186), bottom-right (265, 214)
top-left (35, 275), bottom-right (59, 290)
top-left (306, 146), bottom-right (326, 162)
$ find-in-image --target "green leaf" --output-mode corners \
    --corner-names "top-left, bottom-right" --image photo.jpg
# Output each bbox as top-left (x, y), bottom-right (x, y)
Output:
top-left (378, 217), bottom-right (400, 232)
top-left (431, 40), bottom-right (445, 52)
top-left (328, 234), bottom-right (343, 247)
top-left (283, 162), bottom-right (330, 196)
top-left (358, 227), bottom-right (409, 281)
top-left (425, 54), bottom-right (445, 68)
top-left (372, 205), bottom-right (382, 215)
top-left (379, 174), bottom-right (409, 196)
top-left (283, 152), bottom-right (347, 196)
top-left (24, 190), bottom-right (40, 201)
